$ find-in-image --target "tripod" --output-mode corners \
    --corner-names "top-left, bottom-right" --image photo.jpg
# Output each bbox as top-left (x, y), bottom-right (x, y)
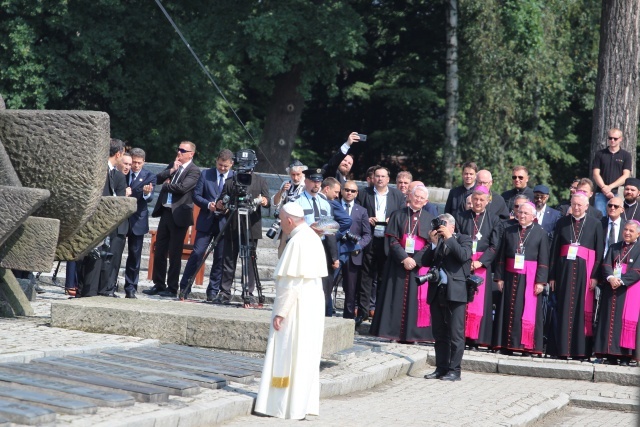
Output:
top-left (183, 203), bottom-right (265, 307)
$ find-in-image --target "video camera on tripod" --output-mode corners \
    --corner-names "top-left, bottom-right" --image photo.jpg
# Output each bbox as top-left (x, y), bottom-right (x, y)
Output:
top-left (219, 149), bottom-right (263, 213)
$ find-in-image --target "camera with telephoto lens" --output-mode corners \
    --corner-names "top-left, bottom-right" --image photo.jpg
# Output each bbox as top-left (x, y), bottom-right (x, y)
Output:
top-left (266, 218), bottom-right (281, 239)
top-left (88, 237), bottom-right (113, 260)
top-left (431, 217), bottom-right (447, 231)
top-left (341, 232), bottom-right (361, 244)
top-left (416, 266), bottom-right (441, 286)
top-left (466, 274), bottom-right (484, 302)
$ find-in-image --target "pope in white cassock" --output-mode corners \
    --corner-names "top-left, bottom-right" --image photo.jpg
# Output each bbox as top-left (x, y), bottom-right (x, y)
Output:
top-left (255, 202), bottom-right (328, 419)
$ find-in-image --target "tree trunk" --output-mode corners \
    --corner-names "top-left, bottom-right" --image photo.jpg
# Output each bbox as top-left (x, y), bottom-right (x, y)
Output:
top-left (255, 67), bottom-right (305, 174)
top-left (444, 0), bottom-right (459, 188)
top-left (591, 0), bottom-right (640, 176)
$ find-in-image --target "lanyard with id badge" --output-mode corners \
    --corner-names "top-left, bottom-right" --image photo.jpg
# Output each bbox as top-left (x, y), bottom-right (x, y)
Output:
top-left (614, 242), bottom-right (636, 278)
top-left (515, 226), bottom-right (532, 269)
top-left (404, 208), bottom-right (422, 254)
top-left (567, 216), bottom-right (585, 261)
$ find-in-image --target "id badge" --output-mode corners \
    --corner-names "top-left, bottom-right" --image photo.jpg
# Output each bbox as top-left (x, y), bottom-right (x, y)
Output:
top-left (614, 263), bottom-right (622, 279)
top-left (166, 193), bottom-right (173, 205)
top-left (514, 253), bottom-right (525, 270)
top-left (472, 240), bottom-right (478, 254)
top-left (374, 224), bottom-right (386, 238)
top-left (567, 244), bottom-right (579, 261)
top-left (405, 236), bottom-right (415, 254)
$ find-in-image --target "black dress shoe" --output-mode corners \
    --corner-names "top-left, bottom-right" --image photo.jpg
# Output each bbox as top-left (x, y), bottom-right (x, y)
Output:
top-left (125, 291), bottom-right (137, 299)
top-left (354, 315), bottom-right (365, 327)
top-left (424, 370), bottom-right (447, 380)
top-left (440, 371), bottom-right (461, 381)
top-left (158, 289), bottom-right (177, 298)
top-left (211, 294), bottom-right (231, 305)
top-left (142, 285), bottom-right (165, 296)
top-left (206, 294), bottom-right (215, 302)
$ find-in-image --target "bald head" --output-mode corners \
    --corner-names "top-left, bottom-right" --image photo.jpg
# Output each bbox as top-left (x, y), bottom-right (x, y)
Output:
top-left (606, 196), bottom-right (624, 220)
top-left (476, 170), bottom-right (493, 189)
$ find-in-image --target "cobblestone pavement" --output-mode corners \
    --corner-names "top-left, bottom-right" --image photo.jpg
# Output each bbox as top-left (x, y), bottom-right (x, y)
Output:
top-left (223, 371), bottom-right (639, 427)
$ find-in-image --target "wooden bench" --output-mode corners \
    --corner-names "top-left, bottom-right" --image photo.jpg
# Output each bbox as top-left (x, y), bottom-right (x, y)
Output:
top-left (147, 205), bottom-right (205, 286)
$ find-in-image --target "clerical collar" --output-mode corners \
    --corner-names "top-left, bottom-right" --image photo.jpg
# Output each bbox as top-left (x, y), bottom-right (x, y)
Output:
top-left (519, 222), bottom-right (533, 229)
top-left (625, 201), bottom-right (637, 208)
top-left (409, 207), bottom-right (421, 214)
top-left (473, 210), bottom-right (485, 216)
top-left (465, 183), bottom-right (475, 190)
top-left (572, 214), bottom-right (586, 221)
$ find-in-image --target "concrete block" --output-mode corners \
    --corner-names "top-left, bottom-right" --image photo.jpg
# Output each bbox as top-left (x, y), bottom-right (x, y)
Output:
top-left (0, 268), bottom-right (33, 316)
top-left (498, 358), bottom-right (593, 381)
top-left (570, 395), bottom-right (639, 412)
top-left (50, 298), bottom-right (353, 356)
top-left (593, 364), bottom-right (640, 387)
top-left (16, 278), bottom-right (36, 302)
top-left (0, 110), bottom-right (110, 244)
top-left (0, 186), bottom-right (50, 247)
top-left (56, 196), bottom-right (136, 260)
top-left (461, 353), bottom-right (499, 373)
top-left (0, 216), bottom-right (60, 271)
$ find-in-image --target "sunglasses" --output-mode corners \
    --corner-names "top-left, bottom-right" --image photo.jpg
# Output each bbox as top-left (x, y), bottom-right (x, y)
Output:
top-left (512, 175), bottom-right (525, 180)
top-left (177, 148), bottom-right (193, 153)
top-left (514, 204), bottom-right (522, 209)
top-left (607, 137), bottom-right (620, 141)
top-left (343, 188), bottom-right (358, 193)
top-left (607, 204), bottom-right (621, 209)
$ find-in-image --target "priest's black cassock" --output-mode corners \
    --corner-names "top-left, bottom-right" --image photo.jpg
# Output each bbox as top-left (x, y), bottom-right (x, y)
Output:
top-left (493, 222), bottom-right (549, 353)
top-left (370, 207), bottom-right (434, 342)
top-left (457, 209), bottom-right (504, 347)
top-left (549, 215), bottom-right (604, 358)
top-left (594, 240), bottom-right (640, 361)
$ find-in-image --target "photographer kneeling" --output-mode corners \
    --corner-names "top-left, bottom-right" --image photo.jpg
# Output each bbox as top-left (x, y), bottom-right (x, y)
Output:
top-left (422, 214), bottom-right (473, 381)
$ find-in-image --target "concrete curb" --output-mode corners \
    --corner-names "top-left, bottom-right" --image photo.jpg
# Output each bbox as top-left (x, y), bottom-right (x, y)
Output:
top-left (504, 393), bottom-right (570, 427)
top-left (570, 395), bottom-right (639, 412)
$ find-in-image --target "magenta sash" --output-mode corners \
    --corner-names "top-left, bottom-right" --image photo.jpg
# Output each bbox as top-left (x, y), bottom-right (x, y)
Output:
top-left (560, 244), bottom-right (596, 336)
top-left (505, 258), bottom-right (539, 349)
top-left (619, 263), bottom-right (640, 349)
top-left (400, 234), bottom-right (430, 327)
top-left (465, 251), bottom-right (486, 339)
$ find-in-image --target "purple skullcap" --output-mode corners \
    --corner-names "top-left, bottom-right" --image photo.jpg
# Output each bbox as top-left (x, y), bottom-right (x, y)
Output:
top-left (525, 201), bottom-right (536, 210)
top-left (627, 219), bottom-right (640, 228)
top-left (473, 185), bottom-right (489, 195)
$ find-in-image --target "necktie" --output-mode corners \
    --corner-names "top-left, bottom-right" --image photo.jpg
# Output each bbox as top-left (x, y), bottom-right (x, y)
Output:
top-left (345, 202), bottom-right (351, 216)
top-left (218, 173), bottom-right (224, 194)
top-left (312, 197), bottom-right (320, 220)
top-left (171, 166), bottom-right (183, 184)
top-left (609, 221), bottom-right (616, 247)
top-left (130, 172), bottom-right (136, 186)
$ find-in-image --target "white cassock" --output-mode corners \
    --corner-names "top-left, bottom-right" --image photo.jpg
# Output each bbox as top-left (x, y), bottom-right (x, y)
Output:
top-left (254, 223), bottom-right (328, 419)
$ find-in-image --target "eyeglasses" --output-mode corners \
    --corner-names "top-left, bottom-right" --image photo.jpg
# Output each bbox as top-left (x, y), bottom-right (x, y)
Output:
top-left (607, 204), bottom-right (621, 209)
top-left (343, 188), bottom-right (358, 193)
top-left (514, 204), bottom-right (522, 209)
top-left (177, 148), bottom-right (193, 153)
top-left (533, 194), bottom-right (547, 198)
top-left (512, 176), bottom-right (525, 180)
top-left (608, 137), bottom-right (620, 141)
top-left (477, 181), bottom-right (492, 186)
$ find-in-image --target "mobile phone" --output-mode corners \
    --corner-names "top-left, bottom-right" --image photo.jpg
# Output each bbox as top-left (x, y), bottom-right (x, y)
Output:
top-left (357, 133), bottom-right (367, 142)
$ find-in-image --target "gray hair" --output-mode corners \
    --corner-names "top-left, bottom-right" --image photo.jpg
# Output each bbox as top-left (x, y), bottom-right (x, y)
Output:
top-left (129, 147), bottom-right (146, 160)
top-left (439, 213), bottom-right (456, 228)
top-left (410, 185), bottom-right (429, 198)
top-left (513, 194), bottom-right (530, 203)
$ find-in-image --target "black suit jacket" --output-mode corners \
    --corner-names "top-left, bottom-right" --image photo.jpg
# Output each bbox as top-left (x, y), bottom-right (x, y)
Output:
top-left (219, 173), bottom-right (270, 239)
top-left (600, 216), bottom-right (625, 248)
top-left (104, 167), bottom-right (129, 235)
top-left (356, 186), bottom-right (406, 237)
top-left (126, 168), bottom-right (156, 236)
top-left (152, 161), bottom-right (201, 228)
top-left (423, 234), bottom-right (473, 303)
top-left (340, 203), bottom-right (372, 265)
top-left (323, 146), bottom-right (349, 184)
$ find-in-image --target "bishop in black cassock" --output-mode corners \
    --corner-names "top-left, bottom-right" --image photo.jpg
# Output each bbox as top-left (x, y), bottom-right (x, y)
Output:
top-left (549, 193), bottom-right (604, 359)
top-left (493, 203), bottom-right (549, 354)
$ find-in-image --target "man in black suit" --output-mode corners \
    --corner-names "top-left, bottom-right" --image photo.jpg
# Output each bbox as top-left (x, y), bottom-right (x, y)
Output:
top-left (422, 213), bottom-right (472, 381)
top-left (144, 141), bottom-right (201, 298)
top-left (502, 165), bottom-right (535, 214)
top-left (444, 161), bottom-right (478, 219)
top-left (323, 132), bottom-right (363, 184)
top-left (532, 184), bottom-right (561, 241)
top-left (339, 180), bottom-right (372, 319)
top-left (122, 148), bottom-right (156, 298)
top-left (179, 149), bottom-right (234, 300)
top-left (78, 138), bottom-right (127, 297)
top-left (356, 165), bottom-right (406, 325)
top-left (214, 155), bottom-right (270, 306)
top-left (601, 196), bottom-right (625, 257)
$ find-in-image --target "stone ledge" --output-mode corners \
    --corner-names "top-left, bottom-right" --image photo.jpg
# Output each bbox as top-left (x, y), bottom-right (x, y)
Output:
top-left (570, 395), bottom-right (639, 412)
top-left (506, 393), bottom-right (570, 427)
top-left (497, 359), bottom-right (593, 381)
top-left (593, 364), bottom-right (640, 387)
top-left (50, 298), bottom-right (354, 357)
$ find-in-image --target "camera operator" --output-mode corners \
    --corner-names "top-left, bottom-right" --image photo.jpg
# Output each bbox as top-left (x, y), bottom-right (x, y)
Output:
top-left (370, 185), bottom-right (434, 342)
top-left (213, 160), bottom-right (270, 306)
top-left (422, 214), bottom-right (473, 381)
top-left (270, 160), bottom-right (307, 257)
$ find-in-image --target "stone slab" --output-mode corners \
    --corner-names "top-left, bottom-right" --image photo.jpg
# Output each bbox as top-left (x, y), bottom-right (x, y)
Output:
top-left (32, 356), bottom-right (200, 397)
top-left (570, 395), bottom-right (639, 412)
top-left (55, 196), bottom-right (136, 260)
top-left (0, 385), bottom-right (96, 415)
top-left (160, 343), bottom-right (264, 369)
top-left (461, 353), bottom-right (499, 373)
top-left (0, 216), bottom-right (60, 271)
top-left (497, 358), bottom-right (594, 381)
top-left (593, 364), bottom-right (640, 387)
top-left (0, 186), bottom-right (50, 247)
top-left (0, 143), bottom-right (21, 187)
top-left (68, 354), bottom-right (228, 389)
top-left (0, 368), bottom-right (134, 407)
top-left (16, 278), bottom-right (36, 302)
top-left (0, 268), bottom-right (33, 316)
top-left (143, 345), bottom-right (264, 373)
top-left (5, 363), bottom-right (169, 403)
top-left (50, 297), bottom-right (354, 357)
top-left (0, 110), bottom-right (110, 244)
top-left (0, 400), bottom-right (55, 426)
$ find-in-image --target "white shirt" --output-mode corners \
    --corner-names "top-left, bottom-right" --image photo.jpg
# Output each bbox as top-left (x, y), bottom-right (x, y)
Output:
top-left (536, 205), bottom-right (546, 224)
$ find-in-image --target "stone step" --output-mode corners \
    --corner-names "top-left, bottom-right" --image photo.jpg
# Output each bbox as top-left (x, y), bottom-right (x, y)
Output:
top-left (0, 400), bottom-right (56, 426)
top-left (51, 298), bottom-right (355, 357)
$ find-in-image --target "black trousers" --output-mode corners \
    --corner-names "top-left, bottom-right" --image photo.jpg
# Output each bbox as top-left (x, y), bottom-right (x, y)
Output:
top-left (77, 256), bottom-right (101, 297)
top-left (358, 236), bottom-right (385, 314)
top-left (431, 299), bottom-right (467, 374)
top-left (124, 232), bottom-right (145, 293)
top-left (341, 258), bottom-right (360, 319)
top-left (220, 231), bottom-right (257, 296)
top-left (179, 225), bottom-right (225, 297)
top-left (152, 208), bottom-right (189, 293)
top-left (100, 231), bottom-right (126, 295)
